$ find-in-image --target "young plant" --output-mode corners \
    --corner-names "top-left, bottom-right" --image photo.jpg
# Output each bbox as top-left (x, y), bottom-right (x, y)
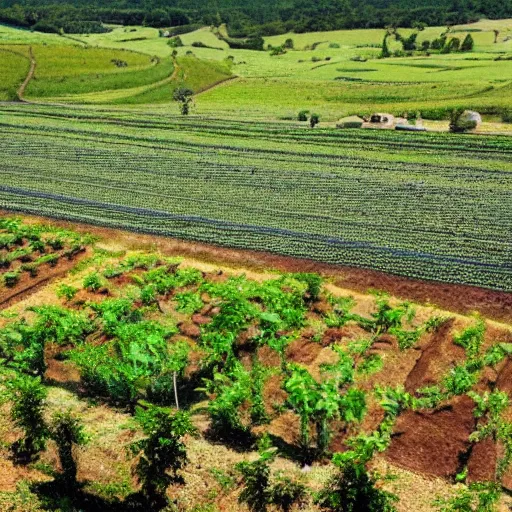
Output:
top-left (49, 410), bottom-right (88, 489)
top-left (236, 435), bottom-right (276, 512)
top-left (3, 374), bottom-right (48, 461)
top-left (129, 406), bottom-right (196, 507)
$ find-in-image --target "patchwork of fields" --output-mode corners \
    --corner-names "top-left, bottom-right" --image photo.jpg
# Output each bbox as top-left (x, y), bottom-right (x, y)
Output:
top-left (1, 20), bottom-right (512, 118)
top-left (0, 105), bottom-right (510, 291)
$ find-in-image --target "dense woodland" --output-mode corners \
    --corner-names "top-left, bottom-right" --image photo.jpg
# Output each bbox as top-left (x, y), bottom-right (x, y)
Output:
top-left (0, 0), bottom-right (511, 35)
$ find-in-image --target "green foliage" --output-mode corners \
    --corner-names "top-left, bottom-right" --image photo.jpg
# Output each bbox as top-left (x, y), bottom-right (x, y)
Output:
top-left (298, 110), bottom-right (309, 122)
top-left (56, 284), bottom-right (78, 301)
top-left (315, 459), bottom-right (397, 512)
top-left (453, 320), bottom-right (485, 359)
top-left (461, 34), bottom-right (474, 52)
top-left (284, 349), bottom-right (366, 460)
top-left (49, 410), bottom-right (88, 488)
top-left (236, 437), bottom-right (277, 512)
top-left (204, 362), bottom-right (254, 442)
top-left (3, 374), bottom-right (48, 460)
top-left (449, 109), bottom-right (477, 133)
top-left (129, 405), bottom-right (196, 503)
top-left (310, 113), bottom-right (320, 128)
top-left (175, 290), bottom-right (204, 314)
top-left (83, 271), bottom-right (103, 292)
top-left (173, 87), bottom-right (194, 115)
top-left (28, 305), bottom-right (94, 346)
top-left (269, 474), bottom-right (307, 512)
top-left (434, 482), bottom-right (501, 512)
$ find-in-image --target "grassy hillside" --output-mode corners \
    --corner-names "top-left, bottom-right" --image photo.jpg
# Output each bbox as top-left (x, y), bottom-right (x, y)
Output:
top-left (0, 46), bottom-right (30, 100)
top-left (1, 20), bottom-right (511, 117)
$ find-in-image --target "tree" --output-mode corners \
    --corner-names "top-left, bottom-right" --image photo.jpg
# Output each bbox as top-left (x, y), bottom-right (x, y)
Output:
top-left (129, 405), bottom-right (196, 507)
top-left (283, 38), bottom-right (294, 49)
top-left (461, 34), bottom-right (474, 52)
top-left (298, 110), bottom-right (309, 122)
top-left (310, 113), bottom-right (320, 128)
top-left (173, 87), bottom-right (194, 115)
top-left (380, 35), bottom-right (391, 58)
top-left (3, 374), bottom-right (48, 461)
top-left (50, 410), bottom-right (88, 489)
top-left (493, 29), bottom-right (500, 44)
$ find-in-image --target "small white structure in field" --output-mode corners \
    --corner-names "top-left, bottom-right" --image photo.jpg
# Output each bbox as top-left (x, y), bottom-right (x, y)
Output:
top-left (336, 115), bottom-right (364, 129)
top-left (369, 113), bottom-right (395, 127)
top-left (460, 110), bottom-right (482, 127)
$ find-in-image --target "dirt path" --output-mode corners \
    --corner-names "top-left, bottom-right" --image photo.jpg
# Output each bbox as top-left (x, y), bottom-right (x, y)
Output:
top-left (16, 46), bottom-right (36, 101)
top-left (193, 75), bottom-right (240, 97)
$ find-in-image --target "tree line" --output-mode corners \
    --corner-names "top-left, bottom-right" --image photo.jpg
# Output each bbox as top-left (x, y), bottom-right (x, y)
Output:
top-left (0, 0), bottom-right (511, 35)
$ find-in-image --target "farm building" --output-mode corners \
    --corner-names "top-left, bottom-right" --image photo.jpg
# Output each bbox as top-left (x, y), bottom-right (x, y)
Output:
top-left (336, 115), bottom-right (364, 128)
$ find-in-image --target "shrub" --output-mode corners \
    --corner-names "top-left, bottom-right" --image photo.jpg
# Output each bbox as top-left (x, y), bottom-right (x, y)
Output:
top-left (129, 406), bottom-right (196, 505)
top-left (56, 284), bottom-right (78, 301)
top-left (3, 271), bottom-right (20, 288)
top-left (310, 114), bottom-right (320, 128)
top-left (236, 436), bottom-right (276, 512)
top-left (315, 460), bottom-right (398, 511)
top-left (298, 110), bottom-right (309, 122)
top-left (50, 410), bottom-right (88, 489)
top-left (3, 374), bottom-right (48, 461)
top-left (83, 272), bottom-right (103, 292)
top-left (449, 109), bottom-right (477, 133)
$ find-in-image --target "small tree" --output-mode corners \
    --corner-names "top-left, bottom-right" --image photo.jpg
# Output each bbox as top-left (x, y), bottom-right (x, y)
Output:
top-left (3, 374), bottom-right (48, 461)
top-left (129, 406), bottom-right (196, 507)
top-left (449, 109), bottom-right (477, 133)
top-left (173, 87), bottom-right (194, 115)
top-left (461, 34), bottom-right (474, 52)
top-left (298, 110), bottom-right (309, 122)
top-left (283, 38), bottom-right (294, 49)
top-left (236, 436), bottom-right (276, 512)
top-left (310, 114), bottom-right (320, 128)
top-left (380, 35), bottom-right (391, 58)
top-left (50, 410), bottom-right (88, 489)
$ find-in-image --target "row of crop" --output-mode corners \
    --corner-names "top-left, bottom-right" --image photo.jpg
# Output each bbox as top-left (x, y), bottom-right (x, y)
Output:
top-left (1, 156), bottom-right (508, 266)
top-left (1, 190), bottom-right (510, 292)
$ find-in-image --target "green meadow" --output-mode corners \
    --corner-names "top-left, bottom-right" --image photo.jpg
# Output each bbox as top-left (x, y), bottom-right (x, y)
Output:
top-left (0, 19), bottom-right (512, 118)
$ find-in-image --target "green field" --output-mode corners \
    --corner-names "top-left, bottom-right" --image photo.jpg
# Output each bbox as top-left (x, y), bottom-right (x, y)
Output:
top-left (0, 46), bottom-right (30, 100)
top-left (0, 104), bottom-right (510, 291)
top-left (1, 19), bottom-right (512, 118)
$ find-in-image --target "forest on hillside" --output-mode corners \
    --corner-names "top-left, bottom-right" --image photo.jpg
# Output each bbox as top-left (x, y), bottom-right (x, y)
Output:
top-left (0, 0), bottom-right (511, 35)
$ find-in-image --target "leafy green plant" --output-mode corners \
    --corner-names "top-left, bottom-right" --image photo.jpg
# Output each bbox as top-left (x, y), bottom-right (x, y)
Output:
top-left (56, 284), bottom-right (78, 301)
top-left (129, 406), bottom-right (196, 506)
top-left (3, 374), bottom-right (48, 461)
top-left (49, 410), bottom-right (88, 489)
top-left (236, 435), bottom-right (276, 512)
top-left (83, 272), bottom-right (103, 292)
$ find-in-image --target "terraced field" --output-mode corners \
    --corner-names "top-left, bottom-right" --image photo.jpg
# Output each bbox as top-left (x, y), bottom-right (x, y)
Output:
top-left (0, 104), bottom-right (510, 291)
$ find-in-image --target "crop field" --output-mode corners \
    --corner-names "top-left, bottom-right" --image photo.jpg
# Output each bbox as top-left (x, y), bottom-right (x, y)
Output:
top-left (0, 217), bottom-right (91, 300)
top-left (0, 104), bottom-right (510, 292)
top-left (0, 216), bottom-right (512, 512)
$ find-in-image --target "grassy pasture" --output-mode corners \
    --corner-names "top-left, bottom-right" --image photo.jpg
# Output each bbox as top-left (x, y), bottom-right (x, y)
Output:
top-left (0, 20), bottom-right (511, 117)
top-left (25, 45), bottom-right (166, 98)
top-left (0, 46), bottom-right (30, 100)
